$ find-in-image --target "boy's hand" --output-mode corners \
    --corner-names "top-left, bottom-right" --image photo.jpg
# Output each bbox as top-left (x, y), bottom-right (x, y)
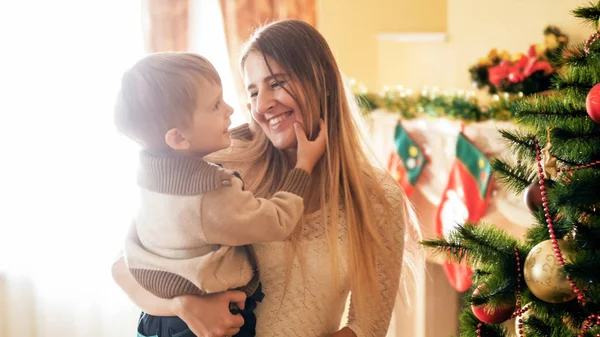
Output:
top-left (294, 119), bottom-right (326, 174)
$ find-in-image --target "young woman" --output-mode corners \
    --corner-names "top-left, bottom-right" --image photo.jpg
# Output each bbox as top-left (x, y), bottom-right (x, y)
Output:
top-left (113, 19), bottom-right (421, 337)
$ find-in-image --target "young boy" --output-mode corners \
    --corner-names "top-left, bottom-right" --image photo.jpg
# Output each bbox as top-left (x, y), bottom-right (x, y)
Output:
top-left (114, 52), bottom-right (325, 337)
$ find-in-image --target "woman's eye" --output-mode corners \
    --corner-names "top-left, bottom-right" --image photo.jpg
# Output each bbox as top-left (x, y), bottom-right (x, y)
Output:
top-left (249, 91), bottom-right (258, 98)
top-left (214, 101), bottom-right (221, 110)
top-left (270, 80), bottom-right (285, 88)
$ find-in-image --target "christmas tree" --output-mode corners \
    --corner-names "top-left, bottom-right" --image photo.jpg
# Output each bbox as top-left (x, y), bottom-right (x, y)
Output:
top-left (422, 2), bottom-right (600, 336)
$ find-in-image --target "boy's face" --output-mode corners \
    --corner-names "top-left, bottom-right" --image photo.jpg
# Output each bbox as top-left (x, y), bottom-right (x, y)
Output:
top-left (178, 80), bottom-right (234, 155)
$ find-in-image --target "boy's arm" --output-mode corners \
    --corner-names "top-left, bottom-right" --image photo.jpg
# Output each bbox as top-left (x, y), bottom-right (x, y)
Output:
top-left (112, 255), bottom-right (178, 316)
top-left (200, 168), bottom-right (310, 246)
top-left (112, 256), bottom-right (246, 336)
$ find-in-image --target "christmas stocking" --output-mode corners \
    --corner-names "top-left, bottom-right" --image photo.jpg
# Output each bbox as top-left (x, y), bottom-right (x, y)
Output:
top-left (387, 122), bottom-right (427, 197)
top-left (434, 133), bottom-right (493, 292)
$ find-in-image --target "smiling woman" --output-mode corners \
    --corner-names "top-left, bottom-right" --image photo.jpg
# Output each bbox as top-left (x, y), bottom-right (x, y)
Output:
top-left (244, 56), bottom-right (305, 150)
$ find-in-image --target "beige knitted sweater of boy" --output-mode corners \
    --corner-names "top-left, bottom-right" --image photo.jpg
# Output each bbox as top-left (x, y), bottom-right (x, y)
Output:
top-left (124, 151), bottom-right (311, 298)
top-left (226, 126), bottom-right (407, 337)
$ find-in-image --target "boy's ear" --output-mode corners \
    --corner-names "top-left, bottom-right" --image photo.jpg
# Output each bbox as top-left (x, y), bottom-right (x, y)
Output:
top-left (165, 128), bottom-right (190, 150)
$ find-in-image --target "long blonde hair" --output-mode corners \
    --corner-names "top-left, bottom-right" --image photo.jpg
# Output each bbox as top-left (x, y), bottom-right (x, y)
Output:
top-left (214, 19), bottom-right (420, 317)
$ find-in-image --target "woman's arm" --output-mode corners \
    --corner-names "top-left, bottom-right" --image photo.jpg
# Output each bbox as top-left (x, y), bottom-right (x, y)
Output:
top-left (112, 257), bottom-right (247, 336)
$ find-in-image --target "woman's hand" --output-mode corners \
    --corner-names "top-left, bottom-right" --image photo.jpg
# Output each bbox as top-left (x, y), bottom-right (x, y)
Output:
top-left (172, 291), bottom-right (247, 337)
top-left (331, 327), bottom-right (357, 337)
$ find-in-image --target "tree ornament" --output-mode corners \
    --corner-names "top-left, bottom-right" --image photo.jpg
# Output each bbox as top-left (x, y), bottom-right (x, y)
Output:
top-left (471, 284), bottom-right (516, 324)
top-left (514, 304), bottom-right (532, 337)
top-left (584, 30), bottom-right (600, 54)
top-left (523, 239), bottom-right (577, 303)
top-left (541, 141), bottom-right (557, 179)
top-left (523, 179), bottom-right (553, 213)
top-left (586, 83), bottom-right (600, 124)
top-left (523, 180), bottom-right (544, 213)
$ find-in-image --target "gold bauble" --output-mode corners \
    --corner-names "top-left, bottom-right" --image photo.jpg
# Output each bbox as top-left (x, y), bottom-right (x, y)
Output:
top-left (523, 239), bottom-right (577, 303)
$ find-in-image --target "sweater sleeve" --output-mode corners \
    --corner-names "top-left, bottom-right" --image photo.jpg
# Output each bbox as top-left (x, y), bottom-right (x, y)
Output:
top-left (229, 123), bottom-right (253, 141)
top-left (346, 174), bottom-right (407, 337)
top-left (200, 168), bottom-right (310, 246)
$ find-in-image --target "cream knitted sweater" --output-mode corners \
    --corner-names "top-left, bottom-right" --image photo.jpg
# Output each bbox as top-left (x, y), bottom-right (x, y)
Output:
top-left (250, 171), bottom-right (406, 337)
top-left (223, 125), bottom-right (407, 337)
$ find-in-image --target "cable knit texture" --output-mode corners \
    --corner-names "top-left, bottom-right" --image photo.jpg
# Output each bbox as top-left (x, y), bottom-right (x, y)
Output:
top-left (125, 151), bottom-right (310, 299)
top-left (250, 170), bottom-right (406, 337)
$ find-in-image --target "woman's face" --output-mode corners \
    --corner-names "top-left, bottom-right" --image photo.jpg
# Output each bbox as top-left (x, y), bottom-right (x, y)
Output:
top-left (243, 51), bottom-right (305, 150)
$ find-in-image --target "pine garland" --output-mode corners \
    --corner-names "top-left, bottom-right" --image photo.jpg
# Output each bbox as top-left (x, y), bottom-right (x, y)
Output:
top-left (354, 88), bottom-right (515, 122)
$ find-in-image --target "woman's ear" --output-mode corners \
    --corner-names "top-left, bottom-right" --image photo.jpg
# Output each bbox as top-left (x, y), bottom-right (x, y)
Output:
top-left (165, 128), bottom-right (190, 150)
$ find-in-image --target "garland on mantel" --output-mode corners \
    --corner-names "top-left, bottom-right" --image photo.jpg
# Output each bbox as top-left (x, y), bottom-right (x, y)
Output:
top-left (353, 84), bottom-right (517, 122)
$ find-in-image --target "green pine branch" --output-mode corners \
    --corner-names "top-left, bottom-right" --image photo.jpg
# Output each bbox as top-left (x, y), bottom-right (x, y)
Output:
top-left (550, 170), bottom-right (600, 215)
top-left (556, 43), bottom-right (587, 68)
top-left (522, 314), bottom-right (577, 337)
top-left (525, 207), bottom-right (574, 246)
top-left (504, 93), bottom-right (600, 166)
top-left (422, 224), bottom-right (526, 311)
top-left (550, 127), bottom-right (600, 164)
top-left (420, 239), bottom-right (468, 264)
top-left (555, 62), bottom-right (600, 89)
top-left (468, 278), bottom-right (517, 308)
top-left (573, 1), bottom-right (600, 29)
top-left (459, 310), bottom-right (508, 337)
top-left (578, 212), bottom-right (600, 246)
top-left (497, 128), bottom-right (537, 161)
top-left (513, 95), bottom-right (598, 134)
top-left (491, 157), bottom-right (536, 195)
top-left (565, 249), bottom-right (600, 289)
top-left (550, 124), bottom-right (600, 150)
top-left (421, 223), bottom-right (520, 269)
top-left (472, 269), bottom-right (493, 279)
top-left (582, 283), bottom-right (600, 305)
top-left (521, 315), bottom-right (553, 337)
top-left (530, 300), bottom-right (590, 336)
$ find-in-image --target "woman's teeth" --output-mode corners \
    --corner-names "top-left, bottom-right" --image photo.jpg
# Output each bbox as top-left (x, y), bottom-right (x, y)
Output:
top-left (269, 112), bottom-right (291, 126)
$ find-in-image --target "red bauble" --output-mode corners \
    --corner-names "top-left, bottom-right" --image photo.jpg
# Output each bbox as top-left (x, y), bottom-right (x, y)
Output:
top-left (586, 83), bottom-right (600, 124)
top-left (524, 180), bottom-right (544, 213)
top-left (471, 286), bottom-right (516, 324)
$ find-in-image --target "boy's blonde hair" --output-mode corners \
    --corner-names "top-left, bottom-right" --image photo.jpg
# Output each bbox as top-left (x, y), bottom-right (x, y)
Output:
top-left (114, 52), bottom-right (221, 151)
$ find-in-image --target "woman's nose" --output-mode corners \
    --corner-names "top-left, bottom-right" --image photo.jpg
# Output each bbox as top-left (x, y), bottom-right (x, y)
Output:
top-left (256, 91), bottom-right (275, 114)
